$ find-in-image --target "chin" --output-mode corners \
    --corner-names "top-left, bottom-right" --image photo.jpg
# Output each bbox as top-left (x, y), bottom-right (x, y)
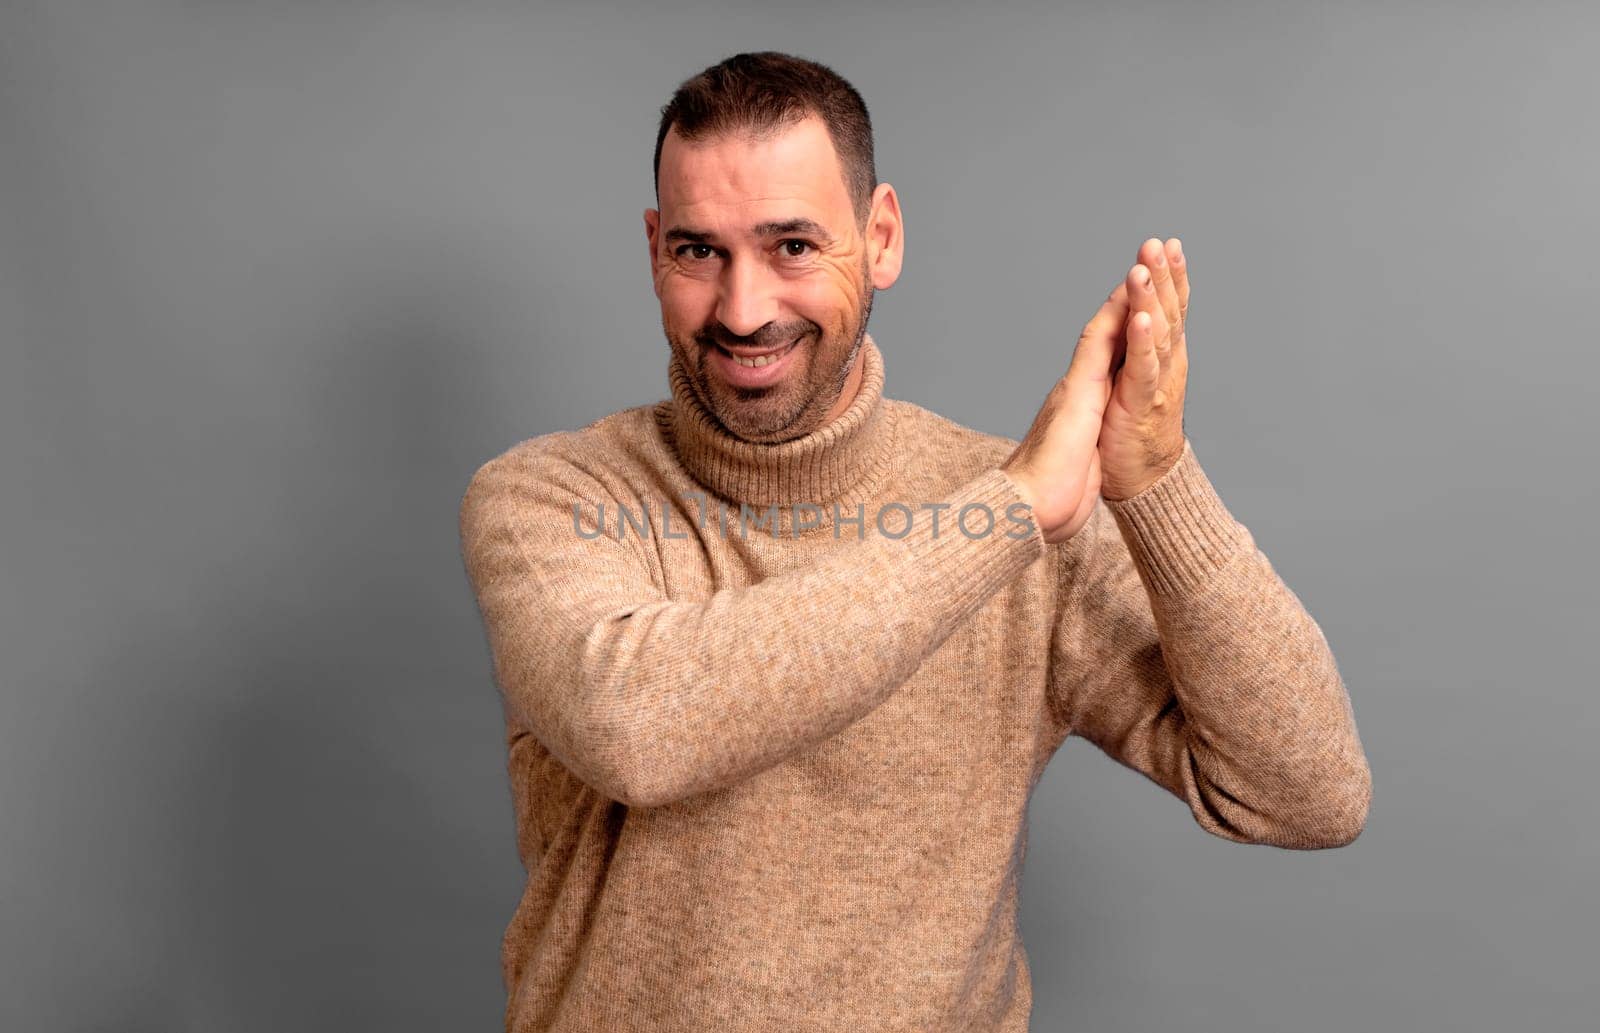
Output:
top-left (713, 392), bottom-right (810, 441)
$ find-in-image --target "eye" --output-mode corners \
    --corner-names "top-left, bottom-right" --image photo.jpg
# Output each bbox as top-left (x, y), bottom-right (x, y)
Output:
top-left (675, 244), bottom-right (717, 261)
top-left (779, 239), bottom-right (817, 259)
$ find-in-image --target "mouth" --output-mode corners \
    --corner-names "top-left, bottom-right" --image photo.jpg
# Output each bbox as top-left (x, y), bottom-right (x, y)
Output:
top-left (709, 333), bottom-right (805, 386)
top-left (715, 335), bottom-right (803, 367)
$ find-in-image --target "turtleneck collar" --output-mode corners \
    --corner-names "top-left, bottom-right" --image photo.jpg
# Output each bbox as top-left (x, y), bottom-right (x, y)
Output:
top-left (654, 333), bottom-right (900, 512)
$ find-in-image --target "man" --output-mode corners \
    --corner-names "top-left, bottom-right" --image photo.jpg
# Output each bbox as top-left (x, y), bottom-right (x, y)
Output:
top-left (459, 50), bottom-right (1370, 1033)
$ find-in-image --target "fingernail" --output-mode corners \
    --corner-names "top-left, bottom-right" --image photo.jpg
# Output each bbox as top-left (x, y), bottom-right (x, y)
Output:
top-left (1173, 240), bottom-right (1184, 264)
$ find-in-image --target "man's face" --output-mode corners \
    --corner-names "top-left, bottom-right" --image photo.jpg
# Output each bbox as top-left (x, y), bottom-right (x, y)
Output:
top-left (645, 115), bottom-right (902, 444)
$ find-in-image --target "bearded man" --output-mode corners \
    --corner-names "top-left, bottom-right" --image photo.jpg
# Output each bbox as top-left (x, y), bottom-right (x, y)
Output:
top-left (460, 50), bottom-right (1370, 1033)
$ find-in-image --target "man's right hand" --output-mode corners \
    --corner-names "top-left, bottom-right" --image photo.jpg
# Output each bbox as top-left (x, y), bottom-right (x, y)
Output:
top-left (1001, 279), bottom-right (1133, 545)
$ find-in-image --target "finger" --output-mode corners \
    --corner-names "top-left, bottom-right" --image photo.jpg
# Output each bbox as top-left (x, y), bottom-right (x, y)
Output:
top-left (1142, 237), bottom-right (1182, 347)
top-left (1164, 239), bottom-right (1189, 373)
top-left (1118, 308), bottom-right (1162, 412)
top-left (1130, 261), bottom-right (1175, 382)
top-left (1127, 261), bottom-right (1165, 350)
top-left (1166, 237), bottom-right (1189, 328)
top-left (1061, 282), bottom-right (1133, 443)
top-left (1067, 281), bottom-right (1131, 383)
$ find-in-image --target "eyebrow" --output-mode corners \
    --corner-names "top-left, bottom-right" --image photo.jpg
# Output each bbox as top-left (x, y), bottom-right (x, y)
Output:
top-left (663, 218), bottom-right (836, 246)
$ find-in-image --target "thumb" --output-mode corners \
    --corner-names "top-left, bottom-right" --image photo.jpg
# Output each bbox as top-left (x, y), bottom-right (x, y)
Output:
top-left (1057, 283), bottom-right (1129, 446)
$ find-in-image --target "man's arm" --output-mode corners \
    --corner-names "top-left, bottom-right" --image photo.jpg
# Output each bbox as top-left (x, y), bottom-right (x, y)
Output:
top-left (1048, 438), bottom-right (1371, 849)
top-left (460, 439), bottom-right (1045, 809)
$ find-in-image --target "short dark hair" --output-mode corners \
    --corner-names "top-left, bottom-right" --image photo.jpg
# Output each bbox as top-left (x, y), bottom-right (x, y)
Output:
top-left (652, 51), bottom-right (877, 227)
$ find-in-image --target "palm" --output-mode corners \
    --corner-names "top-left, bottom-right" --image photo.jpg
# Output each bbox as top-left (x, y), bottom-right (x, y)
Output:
top-left (1096, 238), bottom-right (1190, 501)
top-left (1002, 236), bottom-right (1191, 537)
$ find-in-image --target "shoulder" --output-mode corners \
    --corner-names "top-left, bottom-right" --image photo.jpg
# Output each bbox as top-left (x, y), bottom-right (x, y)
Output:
top-left (459, 404), bottom-right (659, 525)
top-left (885, 397), bottom-right (1019, 491)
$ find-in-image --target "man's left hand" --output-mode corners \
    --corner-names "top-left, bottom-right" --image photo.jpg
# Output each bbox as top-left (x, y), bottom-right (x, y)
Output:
top-left (1097, 237), bottom-right (1191, 501)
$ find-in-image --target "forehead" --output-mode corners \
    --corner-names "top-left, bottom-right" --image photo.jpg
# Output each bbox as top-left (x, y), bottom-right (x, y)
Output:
top-left (658, 115), bottom-right (853, 227)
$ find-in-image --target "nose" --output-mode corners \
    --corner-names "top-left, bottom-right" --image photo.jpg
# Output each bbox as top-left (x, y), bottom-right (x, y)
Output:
top-left (714, 254), bottom-right (781, 339)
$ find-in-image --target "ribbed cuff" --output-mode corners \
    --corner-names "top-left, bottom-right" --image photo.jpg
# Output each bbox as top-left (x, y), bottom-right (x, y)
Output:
top-left (1101, 438), bottom-right (1250, 595)
top-left (898, 467), bottom-right (1046, 642)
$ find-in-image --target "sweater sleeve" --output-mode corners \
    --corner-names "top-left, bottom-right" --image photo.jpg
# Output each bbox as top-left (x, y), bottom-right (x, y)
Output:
top-left (459, 441), bottom-right (1045, 809)
top-left (1046, 438), bottom-right (1372, 849)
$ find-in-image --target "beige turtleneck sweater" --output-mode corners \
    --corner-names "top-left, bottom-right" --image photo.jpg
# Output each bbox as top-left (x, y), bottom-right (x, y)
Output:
top-left (458, 334), bottom-right (1371, 1033)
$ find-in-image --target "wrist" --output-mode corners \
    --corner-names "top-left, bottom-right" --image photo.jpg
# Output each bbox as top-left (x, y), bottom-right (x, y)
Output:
top-left (1000, 465), bottom-right (1038, 516)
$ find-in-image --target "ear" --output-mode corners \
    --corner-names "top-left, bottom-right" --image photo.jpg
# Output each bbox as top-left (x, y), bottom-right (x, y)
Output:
top-left (864, 183), bottom-right (904, 291)
top-left (643, 208), bottom-right (662, 299)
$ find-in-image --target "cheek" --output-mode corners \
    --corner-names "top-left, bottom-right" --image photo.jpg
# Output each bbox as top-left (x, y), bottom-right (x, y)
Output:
top-left (658, 275), bottom-right (714, 324)
top-left (796, 271), bottom-right (863, 326)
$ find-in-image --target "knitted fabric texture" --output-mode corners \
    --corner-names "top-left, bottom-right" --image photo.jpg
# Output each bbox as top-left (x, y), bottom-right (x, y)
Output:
top-left (458, 333), bottom-right (1371, 1032)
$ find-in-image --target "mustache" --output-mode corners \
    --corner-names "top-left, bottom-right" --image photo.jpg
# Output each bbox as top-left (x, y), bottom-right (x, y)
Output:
top-left (695, 321), bottom-right (817, 352)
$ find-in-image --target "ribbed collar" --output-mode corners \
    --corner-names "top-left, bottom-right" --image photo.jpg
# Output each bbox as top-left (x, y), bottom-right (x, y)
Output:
top-left (654, 333), bottom-right (900, 512)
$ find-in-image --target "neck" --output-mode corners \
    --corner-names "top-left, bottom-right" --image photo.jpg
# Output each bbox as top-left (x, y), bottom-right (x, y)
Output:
top-left (655, 332), bottom-right (899, 512)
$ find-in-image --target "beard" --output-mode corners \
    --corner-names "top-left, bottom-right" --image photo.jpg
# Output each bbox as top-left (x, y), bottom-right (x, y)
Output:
top-left (666, 265), bottom-right (875, 445)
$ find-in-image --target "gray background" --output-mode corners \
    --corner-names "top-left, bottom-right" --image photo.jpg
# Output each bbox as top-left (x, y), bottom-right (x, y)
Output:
top-left (3, 1), bottom-right (1594, 1030)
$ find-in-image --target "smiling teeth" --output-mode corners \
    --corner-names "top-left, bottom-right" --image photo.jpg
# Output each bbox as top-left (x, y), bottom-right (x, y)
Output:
top-left (728, 340), bottom-right (797, 367)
